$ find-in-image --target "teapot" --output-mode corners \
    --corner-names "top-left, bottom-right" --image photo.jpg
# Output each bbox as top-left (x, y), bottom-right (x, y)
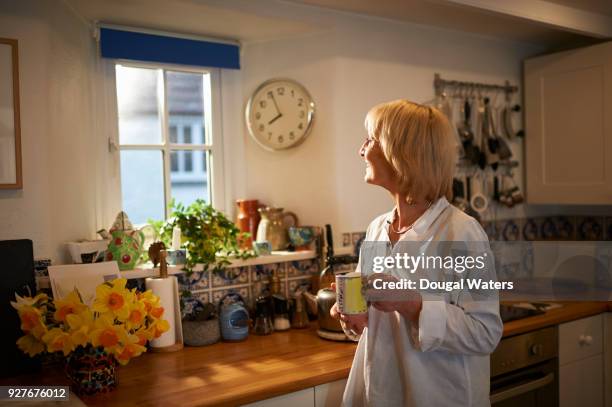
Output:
top-left (256, 207), bottom-right (298, 251)
top-left (98, 211), bottom-right (146, 271)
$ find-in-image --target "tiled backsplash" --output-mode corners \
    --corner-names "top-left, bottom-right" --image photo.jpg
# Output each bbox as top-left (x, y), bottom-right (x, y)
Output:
top-left (176, 258), bottom-right (320, 311)
top-left (483, 215), bottom-right (612, 241)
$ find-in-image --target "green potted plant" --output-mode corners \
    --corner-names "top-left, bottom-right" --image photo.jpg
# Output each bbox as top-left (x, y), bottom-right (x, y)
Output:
top-left (152, 199), bottom-right (255, 276)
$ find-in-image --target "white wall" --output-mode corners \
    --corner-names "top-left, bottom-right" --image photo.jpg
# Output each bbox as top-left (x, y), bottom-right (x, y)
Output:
top-left (232, 4), bottom-right (544, 242)
top-left (0, 0), bottom-right (97, 263)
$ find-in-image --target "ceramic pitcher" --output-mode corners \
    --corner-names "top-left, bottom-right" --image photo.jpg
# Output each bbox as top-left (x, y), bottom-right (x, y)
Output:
top-left (255, 207), bottom-right (298, 251)
top-left (98, 211), bottom-right (146, 271)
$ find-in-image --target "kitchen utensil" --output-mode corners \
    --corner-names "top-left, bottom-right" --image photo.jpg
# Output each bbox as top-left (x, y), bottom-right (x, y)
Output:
top-left (436, 92), bottom-right (465, 158)
top-left (219, 293), bottom-right (249, 342)
top-left (253, 296), bottom-right (273, 335)
top-left (464, 175), bottom-right (481, 222)
top-left (477, 96), bottom-right (490, 169)
top-left (256, 207), bottom-right (298, 251)
top-left (99, 211), bottom-right (147, 271)
top-left (470, 173), bottom-right (489, 214)
top-left (303, 224), bottom-right (346, 338)
top-left (290, 289), bottom-right (310, 329)
top-left (458, 98), bottom-right (480, 165)
top-left (492, 105), bottom-right (513, 160)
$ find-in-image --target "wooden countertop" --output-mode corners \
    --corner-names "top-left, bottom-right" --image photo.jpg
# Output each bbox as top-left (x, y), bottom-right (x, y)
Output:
top-left (3, 302), bottom-right (610, 406)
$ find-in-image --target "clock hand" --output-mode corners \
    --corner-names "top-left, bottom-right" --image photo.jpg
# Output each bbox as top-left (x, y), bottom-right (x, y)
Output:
top-left (268, 113), bottom-right (282, 125)
top-left (270, 93), bottom-right (282, 116)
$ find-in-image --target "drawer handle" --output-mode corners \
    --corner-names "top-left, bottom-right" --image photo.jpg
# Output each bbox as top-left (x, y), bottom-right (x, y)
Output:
top-left (490, 373), bottom-right (554, 404)
top-left (578, 335), bottom-right (593, 346)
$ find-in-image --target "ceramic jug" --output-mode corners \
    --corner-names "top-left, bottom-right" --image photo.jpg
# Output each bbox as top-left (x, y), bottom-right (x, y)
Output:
top-left (98, 211), bottom-right (146, 271)
top-left (256, 207), bottom-right (298, 251)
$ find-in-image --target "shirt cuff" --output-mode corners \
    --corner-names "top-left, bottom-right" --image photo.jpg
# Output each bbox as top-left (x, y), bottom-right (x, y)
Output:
top-left (411, 299), bottom-right (447, 352)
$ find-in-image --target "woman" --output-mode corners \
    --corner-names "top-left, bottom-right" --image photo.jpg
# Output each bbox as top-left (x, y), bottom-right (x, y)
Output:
top-left (331, 100), bottom-right (502, 406)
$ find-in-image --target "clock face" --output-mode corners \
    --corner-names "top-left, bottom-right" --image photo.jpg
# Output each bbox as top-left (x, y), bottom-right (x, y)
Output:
top-left (246, 79), bottom-right (315, 151)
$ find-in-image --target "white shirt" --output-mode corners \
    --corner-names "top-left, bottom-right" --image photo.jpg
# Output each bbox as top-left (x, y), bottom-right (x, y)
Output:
top-left (342, 197), bottom-right (503, 407)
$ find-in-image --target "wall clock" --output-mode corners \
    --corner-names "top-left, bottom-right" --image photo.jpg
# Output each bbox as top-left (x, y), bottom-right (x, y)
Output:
top-left (245, 78), bottom-right (315, 151)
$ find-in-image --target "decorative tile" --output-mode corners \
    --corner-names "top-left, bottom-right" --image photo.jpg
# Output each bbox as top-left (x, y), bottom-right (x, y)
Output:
top-left (250, 281), bottom-right (286, 300)
top-left (181, 294), bottom-right (207, 318)
top-left (287, 258), bottom-right (319, 277)
top-left (191, 291), bottom-right (210, 305)
top-left (606, 217), bottom-right (612, 241)
top-left (576, 216), bottom-right (604, 240)
top-left (342, 233), bottom-right (351, 247)
top-left (211, 266), bottom-right (249, 287)
top-left (178, 270), bottom-right (210, 291)
top-left (211, 287), bottom-right (250, 307)
top-left (252, 263), bottom-right (285, 282)
top-left (554, 216), bottom-right (575, 240)
top-left (498, 219), bottom-right (521, 241)
top-left (482, 221), bottom-right (499, 241)
top-left (288, 278), bottom-right (312, 295)
top-left (522, 218), bottom-right (539, 241)
top-left (34, 258), bottom-right (51, 278)
top-left (539, 217), bottom-right (557, 240)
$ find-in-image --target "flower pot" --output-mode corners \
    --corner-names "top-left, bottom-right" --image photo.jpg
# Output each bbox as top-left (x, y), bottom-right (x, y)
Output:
top-left (65, 346), bottom-right (117, 396)
top-left (182, 319), bottom-right (221, 346)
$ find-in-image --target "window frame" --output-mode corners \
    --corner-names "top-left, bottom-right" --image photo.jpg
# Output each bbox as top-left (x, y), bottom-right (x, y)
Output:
top-left (114, 61), bottom-right (226, 218)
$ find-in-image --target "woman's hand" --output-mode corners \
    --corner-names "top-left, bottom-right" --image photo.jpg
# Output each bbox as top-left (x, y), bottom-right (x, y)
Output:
top-left (330, 283), bottom-right (368, 335)
top-left (365, 274), bottom-right (423, 324)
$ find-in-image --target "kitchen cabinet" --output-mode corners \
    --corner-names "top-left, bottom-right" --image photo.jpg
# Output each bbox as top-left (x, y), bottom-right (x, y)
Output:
top-left (243, 388), bottom-right (314, 407)
top-left (524, 41), bottom-right (612, 204)
top-left (559, 314), bottom-right (605, 407)
top-left (242, 378), bottom-right (347, 407)
top-left (605, 313), bottom-right (612, 407)
top-left (315, 379), bottom-right (347, 407)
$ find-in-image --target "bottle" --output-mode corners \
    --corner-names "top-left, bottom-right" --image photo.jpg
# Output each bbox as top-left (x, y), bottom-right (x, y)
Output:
top-left (290, 289), bottom-right (309, 329)
top-left (270, 271), bottom-right (290, 331)
top-left (253, 296), bottom-right (273, 335)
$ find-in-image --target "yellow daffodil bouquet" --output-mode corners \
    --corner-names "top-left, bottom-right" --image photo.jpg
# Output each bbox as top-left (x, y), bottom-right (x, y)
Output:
top-left (11, 278), bottom-right (170, 366)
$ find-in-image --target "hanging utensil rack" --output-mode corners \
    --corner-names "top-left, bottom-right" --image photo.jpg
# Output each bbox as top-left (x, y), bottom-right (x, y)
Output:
top-left (434, 73), bottom-right (518, 98)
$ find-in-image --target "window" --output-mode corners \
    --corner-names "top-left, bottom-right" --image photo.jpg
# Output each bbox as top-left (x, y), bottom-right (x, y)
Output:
top-left (115, 64), bottom-right (221, 224)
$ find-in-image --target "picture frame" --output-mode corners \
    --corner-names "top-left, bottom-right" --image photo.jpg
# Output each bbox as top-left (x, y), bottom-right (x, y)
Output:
top-left (0, 38), bottom-right (22, 189)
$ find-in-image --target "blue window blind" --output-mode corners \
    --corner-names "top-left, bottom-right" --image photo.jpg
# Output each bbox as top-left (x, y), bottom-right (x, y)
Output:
top-left (100, 27), bottom-right (240, 69)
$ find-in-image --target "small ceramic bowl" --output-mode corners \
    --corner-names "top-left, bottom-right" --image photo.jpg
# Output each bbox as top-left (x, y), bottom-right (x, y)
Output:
top-left (288, 227), bottom-right (315, 249)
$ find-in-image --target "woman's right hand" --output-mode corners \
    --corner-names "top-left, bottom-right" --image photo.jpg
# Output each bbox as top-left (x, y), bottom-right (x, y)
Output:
top-left (330, 283), bottom-right (368, 335)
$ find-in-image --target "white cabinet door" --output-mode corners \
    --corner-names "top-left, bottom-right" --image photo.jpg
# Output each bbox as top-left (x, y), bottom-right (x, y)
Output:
top-left (605, 313), bottom-right (612, 407)
top-left (524, 41), bottom-right (612, 204)
top-left (243, 388), bottom-right (314, 407)
top-left (560, 354), bottom-right (604, 407)
top-left (559, 314), bottom-right (604, 365)
top-left (315, 379), bottom-right (347, 407)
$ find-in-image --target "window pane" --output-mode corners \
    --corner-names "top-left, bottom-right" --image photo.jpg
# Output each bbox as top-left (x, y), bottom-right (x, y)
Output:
top-left (171, 150), bottom-right (209, 207)
top-left (120, 150), bottom-right (165, 224)
top-left (184, 151), bottom-right (193, 172)
top-left (170, 151), bottom-right (178, 172)
top-left (169, 125), bottom-right (178, 143)
top-left (116, 66), bottom-right (162, 144)
top-left (167, 71), bottom-right (205, 146)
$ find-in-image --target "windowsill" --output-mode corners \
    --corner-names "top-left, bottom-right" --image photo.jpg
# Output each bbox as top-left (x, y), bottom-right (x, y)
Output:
top-left (123, 250), bottom-right (317, 279)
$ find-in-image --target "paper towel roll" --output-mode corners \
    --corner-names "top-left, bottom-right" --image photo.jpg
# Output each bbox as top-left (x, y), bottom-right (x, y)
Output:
top-left (145, 277), bottom-right (177, 348)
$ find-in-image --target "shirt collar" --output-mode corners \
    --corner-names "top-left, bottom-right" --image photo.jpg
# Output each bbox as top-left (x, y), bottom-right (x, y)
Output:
top-left (386, 197), bottom-right (450, 236)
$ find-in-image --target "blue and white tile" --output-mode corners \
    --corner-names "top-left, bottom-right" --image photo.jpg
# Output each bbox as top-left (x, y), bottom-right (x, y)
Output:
top-left (211, 266), bottom-right (249, 287)
top-left (576, 216), bottom-right (604, 240)
top-left (522, 218), bottom-right (539, 241)
top-left (211, 287), bottom-right (250, 307)
top-left (482, 221), bottom-right (499, 241)
top-left (554, 216), bottom-right (575, 240)
top-left (250, 280), bottom-right (287, 299)
top-left (287, 258), bottom-right (319, 277)
top-left (177, 270), bottom-right (209, 291)
top-left (288, 278), bottom-right (312, 295)
top-left (126, 278), bottom-right (147, 293)
top-left (498, 219), bottom-right (521, 241)
top-left (252, 262), bottom-right (285, 282)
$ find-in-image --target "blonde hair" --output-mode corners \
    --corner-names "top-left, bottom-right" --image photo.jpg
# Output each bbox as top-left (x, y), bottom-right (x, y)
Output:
top-left (364, 99), bottom-right (457, 202)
